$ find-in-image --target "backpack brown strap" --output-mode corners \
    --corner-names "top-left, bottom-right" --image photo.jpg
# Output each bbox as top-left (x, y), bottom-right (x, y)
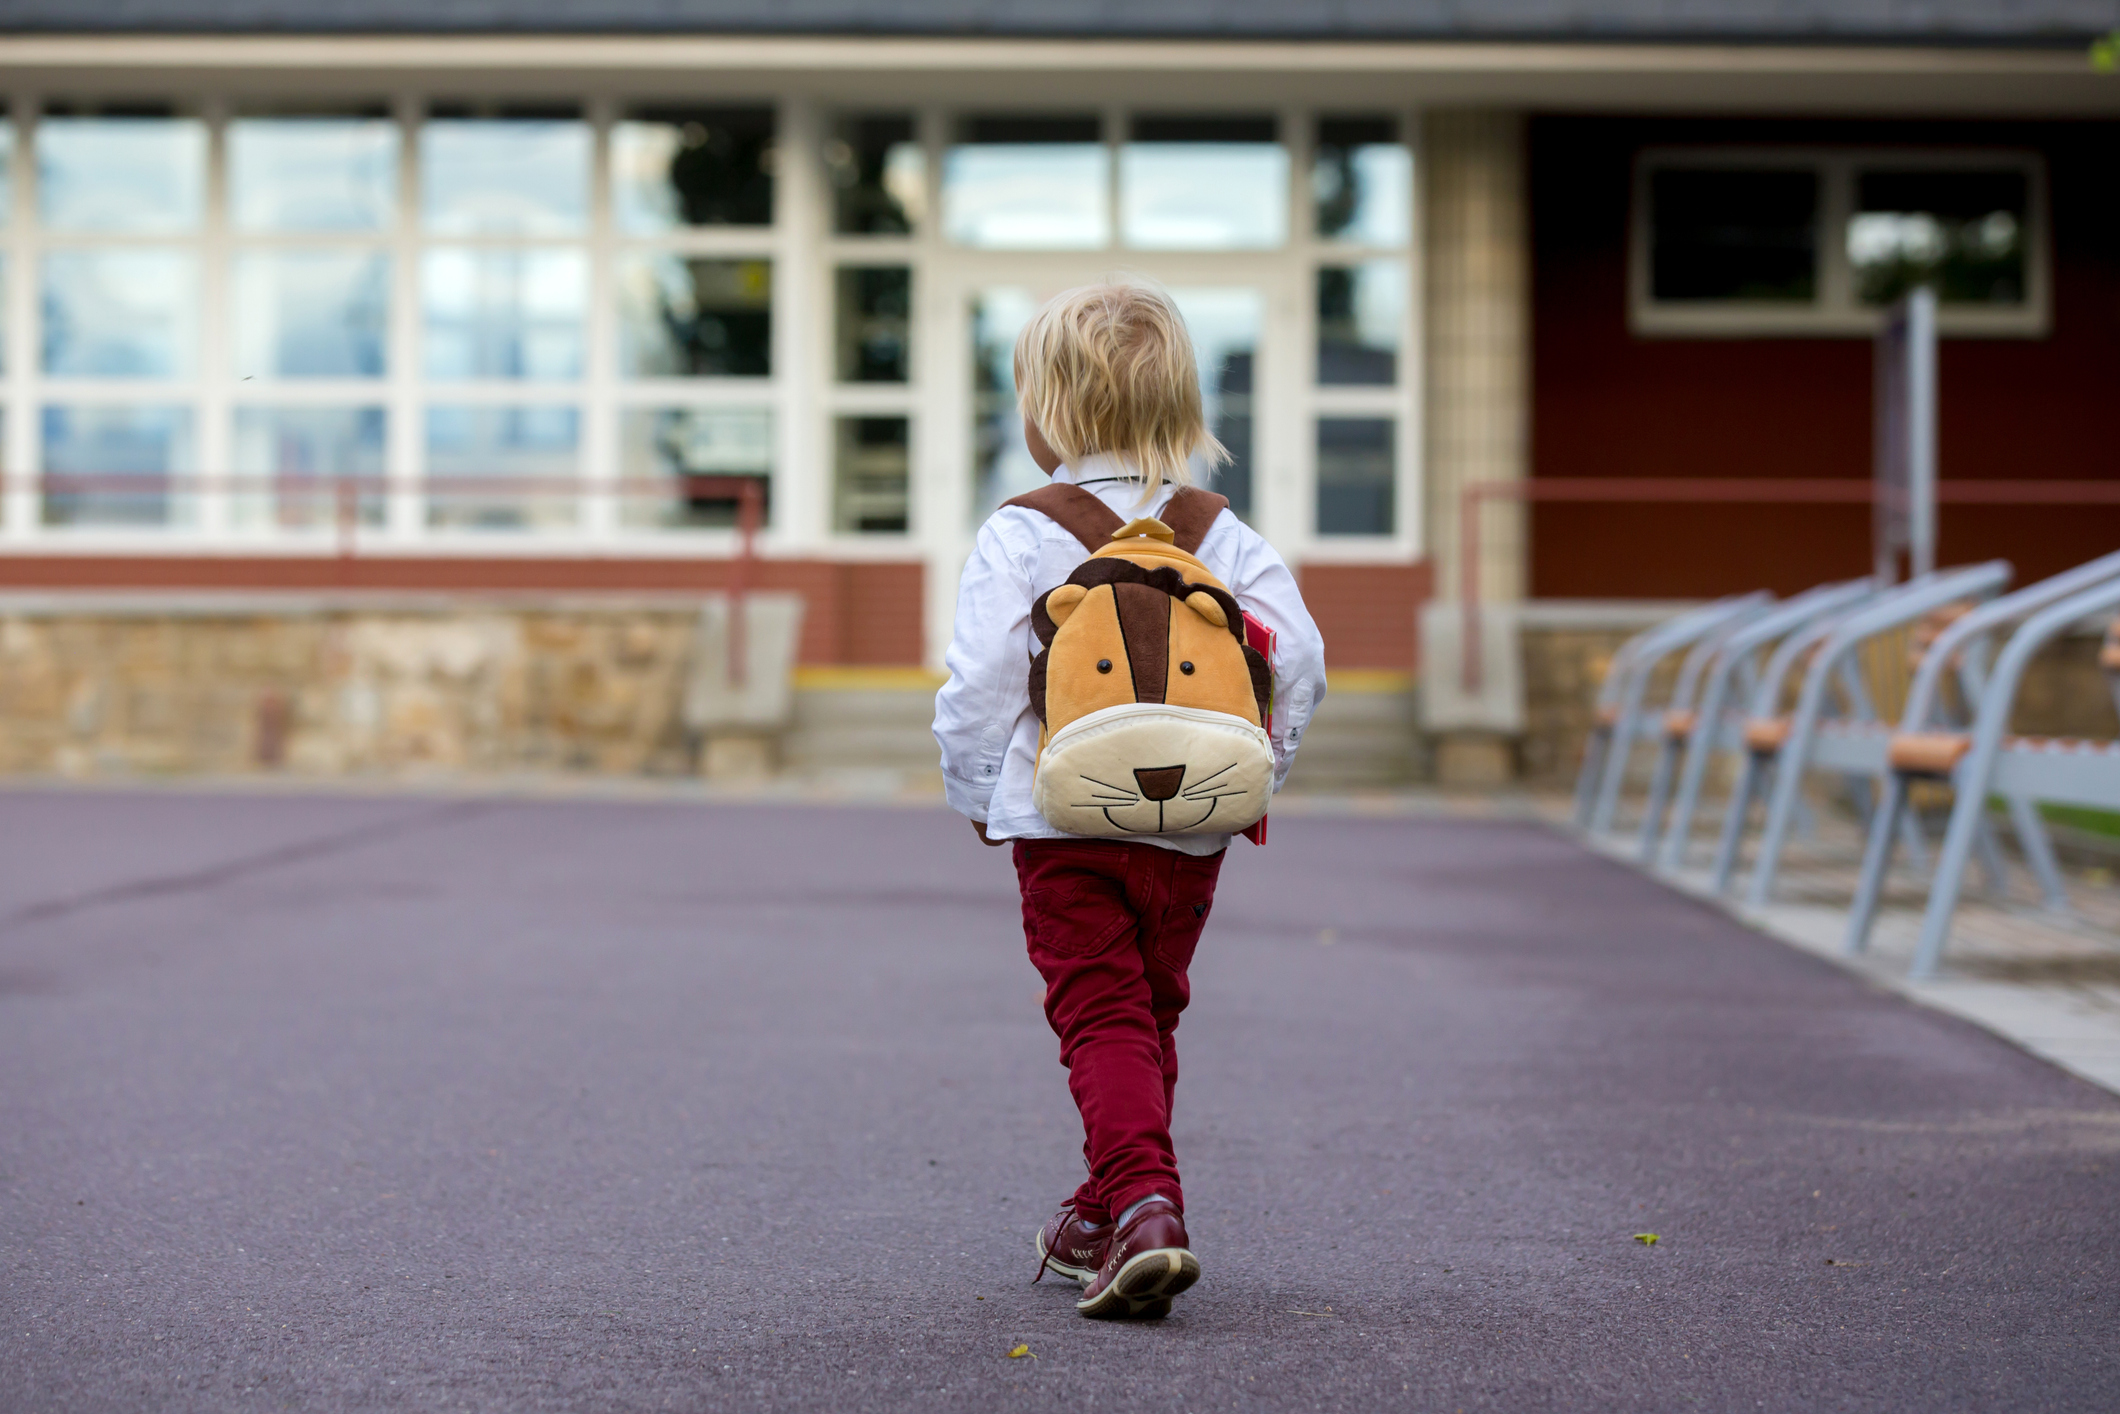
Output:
top-left (1000, 484), bottom-right (1125, 553)
top-left (1159, 486), bottom-right (1230, 554)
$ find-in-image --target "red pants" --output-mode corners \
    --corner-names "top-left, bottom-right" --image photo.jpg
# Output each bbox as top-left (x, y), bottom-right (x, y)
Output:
top-left (1013, 839), bottom-right (1225, 1224)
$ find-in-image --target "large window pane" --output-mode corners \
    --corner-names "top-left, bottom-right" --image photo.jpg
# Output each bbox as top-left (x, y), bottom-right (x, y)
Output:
top-left (1169, 287), bottom-right (1260, 522)
top-left (234, 251), bottom-right (389, 379)
top-left (833, 416), bottom-right (910, 534)
top-left (425, 406), bottom-right (579, 530)
top-left (420, 113), bottom-right (588, 236)
top-left (616, 256), bottom-right (771, 378)
top-left (1314, 116), bottom-right (1409, 246)
top-left (232, 407), bottom-right (386, 529)
top-left (944, 116), bottom-right (1107, 250)
top-left (828, 114), bottom-right (924, 235)
top-left (229, 116), bottom-right (397, 232)
top-left (1316, 417), bottom-right (1394, 537)
top-left (1649, 168), bottom-right (1818, 303)
top-left (835, 266), bottom-right (910, 383)
top-left (422, 249), bottom-right (585, 380)
top-left (42, 249), bottom-right (198, 377)
top-left (612, 107), bottom-right (774, 233)
top-left (1317, 260), bottom-right (1403, 386)
top-left (1850, 169), bottom-right (2028, 307)
top-left (41, 404), bottom-right (196, 527)
top-left (38, 114), bottom-right (205, 233)
top-left (619, 407), bottom-right (773, 530)
top-left (968, 286), bottom-right (1043, 522)
top-left (1121, 116), bottom-right (1286, 251)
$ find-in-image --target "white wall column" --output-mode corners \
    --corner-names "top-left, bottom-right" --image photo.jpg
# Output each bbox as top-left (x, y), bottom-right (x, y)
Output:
top-left (1422, 109), bottom-right (1529, 608)
top-left (1419, 110), bottom-right (1530, 781)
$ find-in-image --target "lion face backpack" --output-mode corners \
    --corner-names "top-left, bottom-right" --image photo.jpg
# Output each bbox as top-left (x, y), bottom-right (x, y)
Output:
top-left (1004, 483), bottom-right (1275, 840)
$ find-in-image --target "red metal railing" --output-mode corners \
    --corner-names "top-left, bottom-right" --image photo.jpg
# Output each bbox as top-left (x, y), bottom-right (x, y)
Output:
top-left (1457, 478), bottom-right (2120, 694)
top-left (21, 472), bottom-right (767, 684)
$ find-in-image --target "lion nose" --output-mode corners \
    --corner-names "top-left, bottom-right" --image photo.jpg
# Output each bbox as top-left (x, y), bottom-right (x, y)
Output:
top-left (1133, 766), bottom-right (1186, 801)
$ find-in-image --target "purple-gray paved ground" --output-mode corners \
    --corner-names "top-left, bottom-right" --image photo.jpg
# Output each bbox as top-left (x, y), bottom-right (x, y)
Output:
top-left (2, 790), bottom-right (2116, 1414)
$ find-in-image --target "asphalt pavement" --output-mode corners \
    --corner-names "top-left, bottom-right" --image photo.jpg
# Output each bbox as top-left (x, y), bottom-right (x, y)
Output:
top-left (2, 788), bottom-right (2116, 1413)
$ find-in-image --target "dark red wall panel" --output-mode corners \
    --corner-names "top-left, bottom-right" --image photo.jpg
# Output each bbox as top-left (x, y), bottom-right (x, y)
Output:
top-left (1529, 116), bottom-right (2120, 598)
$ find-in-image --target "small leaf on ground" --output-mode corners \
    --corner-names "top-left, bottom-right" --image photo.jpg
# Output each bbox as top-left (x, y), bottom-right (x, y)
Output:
top-left (1007, 1344), bottom-right (1035, 1359)
top-left (1633, 1233), bottom-right (1660, 1245)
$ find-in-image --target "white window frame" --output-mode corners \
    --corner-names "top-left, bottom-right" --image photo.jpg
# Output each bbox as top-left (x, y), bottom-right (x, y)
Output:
top-left (1629, 146), bottom-right (2049, 339)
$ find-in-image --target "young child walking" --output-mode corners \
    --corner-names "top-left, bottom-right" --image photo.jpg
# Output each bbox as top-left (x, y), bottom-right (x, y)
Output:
top-left (934, 282), bottom-right (1327, 1319)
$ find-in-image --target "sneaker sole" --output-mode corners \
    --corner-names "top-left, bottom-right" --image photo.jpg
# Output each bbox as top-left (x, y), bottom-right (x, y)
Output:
top-left (1076, 1247), bottom-right (1199, 1319)
top-left (1034, 1231), bottom-right (1100, 1286)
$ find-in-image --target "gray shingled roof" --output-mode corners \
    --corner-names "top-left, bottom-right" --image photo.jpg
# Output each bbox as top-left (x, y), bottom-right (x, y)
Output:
top-left (4, 1), bottom-right (2115, 44)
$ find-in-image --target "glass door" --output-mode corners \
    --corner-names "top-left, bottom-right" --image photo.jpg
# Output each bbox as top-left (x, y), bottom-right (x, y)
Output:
top-left (951, 265), bottom-right (1284, 533)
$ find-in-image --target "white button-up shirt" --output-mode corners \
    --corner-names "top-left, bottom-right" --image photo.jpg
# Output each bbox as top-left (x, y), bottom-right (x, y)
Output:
top-left (933, 456), bottom-right (1329, 856)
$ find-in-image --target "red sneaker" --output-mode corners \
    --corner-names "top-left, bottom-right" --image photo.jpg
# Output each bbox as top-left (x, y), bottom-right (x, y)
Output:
top-left (1033, 1202), bottom-right (1111, 1285)
top-left (1075, 1198), bottom-right (1198, 1319)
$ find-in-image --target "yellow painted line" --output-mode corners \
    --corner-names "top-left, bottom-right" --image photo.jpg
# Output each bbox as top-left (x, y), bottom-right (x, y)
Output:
top-left (1326, 670), bottom-right (1414, 693)
top-left (794, 666), bottom-right (946, 691)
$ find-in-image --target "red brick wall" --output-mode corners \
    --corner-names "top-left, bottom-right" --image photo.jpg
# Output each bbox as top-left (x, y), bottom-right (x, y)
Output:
top-left (1298, 561), bottom-right (1431, 670)
top-left (1529, 116), bottom-right (2120, 598)
top-left (0, 555), bottom-right (927, 665)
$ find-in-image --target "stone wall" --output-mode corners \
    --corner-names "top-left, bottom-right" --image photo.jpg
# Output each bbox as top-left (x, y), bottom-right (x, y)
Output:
top-left (0, 598), bottom-right (703, 778)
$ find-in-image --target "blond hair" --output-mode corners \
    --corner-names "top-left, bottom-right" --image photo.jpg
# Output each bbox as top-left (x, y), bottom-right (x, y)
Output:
top-left (1014, 281), bottom-right (1227, 503)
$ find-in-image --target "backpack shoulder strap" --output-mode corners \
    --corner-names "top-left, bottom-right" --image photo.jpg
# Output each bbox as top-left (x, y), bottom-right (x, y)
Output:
top-left (1159, 486), bottom-right (1230, 555)
top-left (999, 484), bottom-right (1125, 553)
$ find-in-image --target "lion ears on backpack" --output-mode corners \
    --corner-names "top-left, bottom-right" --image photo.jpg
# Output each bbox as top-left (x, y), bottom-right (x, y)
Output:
top-left (1031, 557), bottom-right (1247, 650)
top-left (1043, 582), bottom-right (1228, 630)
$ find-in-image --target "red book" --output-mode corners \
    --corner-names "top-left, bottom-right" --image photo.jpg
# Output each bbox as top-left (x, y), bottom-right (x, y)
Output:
top-left (1240, 611), bottom-right (1275, 846)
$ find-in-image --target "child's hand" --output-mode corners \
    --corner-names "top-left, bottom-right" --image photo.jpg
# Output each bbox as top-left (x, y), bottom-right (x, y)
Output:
top-left (973, 821), bottom-right (1006, 847)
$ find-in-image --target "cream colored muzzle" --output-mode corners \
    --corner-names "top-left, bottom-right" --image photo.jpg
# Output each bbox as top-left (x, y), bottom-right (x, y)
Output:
top-left (1034, 703), bottom-right (1273, 837)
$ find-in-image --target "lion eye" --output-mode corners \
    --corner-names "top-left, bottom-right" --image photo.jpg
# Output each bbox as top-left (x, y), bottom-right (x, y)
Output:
top-left (1097, 659), bottom-right (1113, 673)
top-left (1179, 661), bottom-right (1195, 675)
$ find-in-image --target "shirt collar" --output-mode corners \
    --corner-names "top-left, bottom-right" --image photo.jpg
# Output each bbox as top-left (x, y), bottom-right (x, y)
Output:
top-left (1051, 453), bottom-right (1141, 487)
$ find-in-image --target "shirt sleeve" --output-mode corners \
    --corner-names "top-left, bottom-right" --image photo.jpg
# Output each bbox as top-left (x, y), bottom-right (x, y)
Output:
top-left (1221, 522), bottom-right (1329, 793)
top-left (933, 515), bottom-right (1038, 822)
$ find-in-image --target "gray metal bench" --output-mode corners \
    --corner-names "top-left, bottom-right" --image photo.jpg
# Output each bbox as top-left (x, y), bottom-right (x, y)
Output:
top-left (1577, 594), bottom-right (1771, 837)
top-left (1842, 549), bottom-right (2120, 971)
top-left (1650, 580), bottom-right (1875, 871)
top-left (1738, 562), bottom-right (2013, 908)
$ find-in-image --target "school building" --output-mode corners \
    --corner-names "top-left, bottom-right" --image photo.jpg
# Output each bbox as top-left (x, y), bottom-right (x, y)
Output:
top-left (0, 4), bottom-right (2114, 780)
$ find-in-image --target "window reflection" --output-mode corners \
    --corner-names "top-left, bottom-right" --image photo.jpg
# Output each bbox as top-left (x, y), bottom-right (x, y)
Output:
top-left (1316, 417), bottom-right (1394, 536)
top-left (1649, 168), bottom-right (1818, 303)
top-left (1314, 116), bottom-right (1409, 246)
top-left (619, 407), bottom-right (773, 529)
top-left (1849, 170), bottom-right (2027, 307)
top-left (968, 286), bottom-right (1042, 522)
top-left (612, 107), bottom-right (775, 233)
top-left (834, 416), bottom-right (910, 533)
top-left (232, 407), bottom-right (386, 529)
top-left (944, 117), bottom-right (1107, 250)
top-left (421, 110), bottom-right (588, 236)
top-left (43, 249), bottom-right (199, 378)
top-left (1168, 288), bottom-right (1260, 521)
top-left (229, 115), bottom-right (396, 232)
top-left (426, 406), bottom-right (579, 530)
top-left (1121, 116), bottom-right (1285, 251)
top-left (617, 256), bottom-right (772, 378)
top-left (38, 112), bottom-right (205, 233)
top-left (1317, 260), bottom-right (1402, 386)
top-left (41, 404), bottom-right (196, 527)
top-left (234, 251), bottom-right (389, 379)
top-left (835, 266), bottom-right (911, 383)
top-left (827, 115), bottom-right (924, 235)
top-left (422, 249), bottom-right (585, 380)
